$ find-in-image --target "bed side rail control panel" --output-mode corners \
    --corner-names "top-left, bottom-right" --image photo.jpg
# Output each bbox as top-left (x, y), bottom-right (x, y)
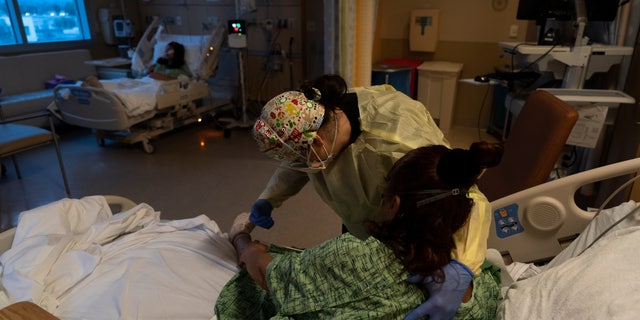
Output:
top-left (488, 157), bottom-right (640, 264)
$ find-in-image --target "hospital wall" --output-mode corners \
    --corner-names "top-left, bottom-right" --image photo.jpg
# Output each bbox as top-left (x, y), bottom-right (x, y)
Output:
top-left (128, 0), bottom-right (529, 129)
top-left (374, 0), bottom-right (531, 128)
top-left (2, 0), bottom-right (527, 130)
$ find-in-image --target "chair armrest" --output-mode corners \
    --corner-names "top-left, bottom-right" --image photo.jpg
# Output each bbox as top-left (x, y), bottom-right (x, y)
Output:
top-left (0, 110), bottom-right (52, 125)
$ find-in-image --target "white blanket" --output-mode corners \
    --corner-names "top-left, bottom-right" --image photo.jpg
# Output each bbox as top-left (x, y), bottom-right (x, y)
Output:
top-left (0, 196), bottom-right (239, 320)
top-left (101, 78), bottom-right (163, 117)
top-left (497, 202), bottom-right (640, 320)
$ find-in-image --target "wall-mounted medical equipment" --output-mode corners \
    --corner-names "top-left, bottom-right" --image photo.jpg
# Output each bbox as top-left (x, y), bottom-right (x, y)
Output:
top-left (227, 19), bottom-right (247, 48)
top-left (114, 19), bottom-right (133, 38)
top-left (409, 9), bottom-right (439, 52)
top-left (499, 42), bottom-right (633, 90)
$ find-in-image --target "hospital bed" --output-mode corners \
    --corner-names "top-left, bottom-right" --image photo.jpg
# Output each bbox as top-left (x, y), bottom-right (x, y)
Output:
top-left (0, 195), bottom-right (239, 319)
top-left (0, 158), bottom-right (637, 319)
top-left (49, 17), bottom-right (229, 153)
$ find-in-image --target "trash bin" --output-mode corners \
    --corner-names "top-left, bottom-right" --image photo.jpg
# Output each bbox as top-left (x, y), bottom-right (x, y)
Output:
top-left (380, 59), bottom-right (423, 99)
top-left (371, 64), bottom-right (412, 97)
top-left (417, 61), bottom-right (463, 135)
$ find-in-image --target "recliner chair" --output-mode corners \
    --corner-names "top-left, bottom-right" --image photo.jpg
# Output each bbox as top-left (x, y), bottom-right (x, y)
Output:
top-left (477, 89), bottom-right (579, 201)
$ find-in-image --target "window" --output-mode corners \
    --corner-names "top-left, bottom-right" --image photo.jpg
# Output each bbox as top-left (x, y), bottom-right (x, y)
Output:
top-left (0, 0), bottom-right (91, 52)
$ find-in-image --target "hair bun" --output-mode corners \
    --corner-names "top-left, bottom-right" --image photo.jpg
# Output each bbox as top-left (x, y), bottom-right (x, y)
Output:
top-left (298, 81), bottom-right (316, 100)
top-left (436, 141), bottom-right (504, 187)
top-left (470, 141), bottom-right (504, 168)
top-left (437, 149), bottom-right (480, 187)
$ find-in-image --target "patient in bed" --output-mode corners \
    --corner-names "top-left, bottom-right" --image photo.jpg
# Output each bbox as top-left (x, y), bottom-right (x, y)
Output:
top-left (147, 41), bottom-right (192, 80)
top-left (216, 142), bottom-right (504, 319)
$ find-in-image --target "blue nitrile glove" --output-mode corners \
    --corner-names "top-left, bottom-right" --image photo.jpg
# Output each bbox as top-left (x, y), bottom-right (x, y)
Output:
top-left (404, 259), bottom-right (474, 320)
top-left (249, 199), bottom-right (274, 229)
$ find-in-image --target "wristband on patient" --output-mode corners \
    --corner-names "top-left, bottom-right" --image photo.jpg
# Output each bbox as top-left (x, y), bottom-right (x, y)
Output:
top-left (232, 232), bottom-right (252, 248)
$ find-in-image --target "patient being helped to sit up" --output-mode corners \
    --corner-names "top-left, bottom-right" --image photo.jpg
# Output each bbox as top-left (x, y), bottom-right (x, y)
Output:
top-left (217, 142), bottom-right (505, 319)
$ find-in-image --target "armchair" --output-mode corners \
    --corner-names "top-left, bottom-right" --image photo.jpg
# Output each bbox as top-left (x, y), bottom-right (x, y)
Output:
top-left (0, 110), bottom-right (71, 197)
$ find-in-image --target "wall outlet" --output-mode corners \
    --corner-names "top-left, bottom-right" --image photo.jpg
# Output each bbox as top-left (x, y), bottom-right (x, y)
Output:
top-left (263, 19), bottom-right (273, 30)
top-left (509, 24), bottom-right (518, 38)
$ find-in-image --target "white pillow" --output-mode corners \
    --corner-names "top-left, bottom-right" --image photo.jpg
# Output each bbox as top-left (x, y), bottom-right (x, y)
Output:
top-left (152, 34), bottom-right (210, 77)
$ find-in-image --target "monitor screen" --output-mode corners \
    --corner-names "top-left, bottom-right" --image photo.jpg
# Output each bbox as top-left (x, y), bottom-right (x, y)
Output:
top-left (517, 0), bottom-right (574, 23)
top-left (517, 0), bottom-right (620, 22)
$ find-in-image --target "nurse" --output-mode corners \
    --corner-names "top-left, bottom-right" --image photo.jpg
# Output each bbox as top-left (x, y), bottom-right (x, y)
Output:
top-left (238, 74), bottom-right (494, 319)
top-left (221, 142), bottom-right (504, 319)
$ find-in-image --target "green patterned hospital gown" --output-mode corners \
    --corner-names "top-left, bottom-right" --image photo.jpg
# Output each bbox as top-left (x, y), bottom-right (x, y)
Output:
top-left (215, 233), bottom-right (500, 319)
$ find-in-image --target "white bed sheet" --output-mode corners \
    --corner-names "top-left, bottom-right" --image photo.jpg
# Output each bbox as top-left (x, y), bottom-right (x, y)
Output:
top-left (100, 77), bottom-right (164, 117)
top-left (0, 196), bottom-right (239, 320)
top-left (497, 201), bottom-right (640, 319)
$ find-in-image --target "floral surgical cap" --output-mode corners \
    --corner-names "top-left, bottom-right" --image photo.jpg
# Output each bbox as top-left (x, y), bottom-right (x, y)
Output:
top-left (252, 91), bottom-right (325, 162)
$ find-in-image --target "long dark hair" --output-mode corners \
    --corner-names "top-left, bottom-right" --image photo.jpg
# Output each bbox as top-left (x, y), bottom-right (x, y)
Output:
top-left (368, 141), bottom-right (504, 287)
top-left (156, 41), bottom-right (187, 69)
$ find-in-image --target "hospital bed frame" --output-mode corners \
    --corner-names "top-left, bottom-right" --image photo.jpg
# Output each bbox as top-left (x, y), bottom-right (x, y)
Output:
top-left (50, 17), bottom-right (228, 153)
top-left (488, 157), bottom-right (640, 264)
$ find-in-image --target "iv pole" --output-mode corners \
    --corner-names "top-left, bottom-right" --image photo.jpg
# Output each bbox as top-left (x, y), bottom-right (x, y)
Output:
top-left (221, 0), bottom-right (253, 133)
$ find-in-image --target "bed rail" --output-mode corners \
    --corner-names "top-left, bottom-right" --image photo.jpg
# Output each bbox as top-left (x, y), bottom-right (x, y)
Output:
top-left (51, 85), bottom-right (155, 131)
top-left (488, 157), bottom-right (640, 263)
top-left (131, 17), bottom-right (163, 78)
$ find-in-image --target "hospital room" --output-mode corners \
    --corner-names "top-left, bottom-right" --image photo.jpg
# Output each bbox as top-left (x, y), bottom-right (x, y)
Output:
top-left (1, 0), bottom-right (640, 318)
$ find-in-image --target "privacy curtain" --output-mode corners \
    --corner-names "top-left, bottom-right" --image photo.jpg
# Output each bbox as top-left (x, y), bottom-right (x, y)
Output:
top-left (324, 0), bottom-right (378, 87)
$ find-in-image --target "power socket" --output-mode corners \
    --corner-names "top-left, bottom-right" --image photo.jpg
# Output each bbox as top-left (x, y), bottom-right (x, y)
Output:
top-left (509, 24), bottom-right (518, 38)
top-left (263, 19), bottom-right (273, 30)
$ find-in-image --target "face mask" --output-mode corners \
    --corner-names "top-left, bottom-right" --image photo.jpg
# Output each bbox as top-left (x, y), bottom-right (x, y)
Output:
top-left (284, 145), bottom-right (334, 173)
top-left (283, 119), bottom-right (338, 173)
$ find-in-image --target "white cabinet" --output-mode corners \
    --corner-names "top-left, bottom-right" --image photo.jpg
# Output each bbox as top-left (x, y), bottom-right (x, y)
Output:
top-left (417, 61), bottom-right (463, 135)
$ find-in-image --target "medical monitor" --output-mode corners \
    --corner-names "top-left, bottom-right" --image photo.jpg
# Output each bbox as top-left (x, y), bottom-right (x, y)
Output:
top-left (517, 0), bottom-right (619, 22)
top-left (516, 0), bottom-right (574, 23)
top-left (516, 0), bottom-right (620, 45)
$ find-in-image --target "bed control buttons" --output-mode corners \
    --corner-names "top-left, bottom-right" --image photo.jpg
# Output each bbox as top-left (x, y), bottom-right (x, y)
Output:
top-left (494, 203), bottom-right (524, 238)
